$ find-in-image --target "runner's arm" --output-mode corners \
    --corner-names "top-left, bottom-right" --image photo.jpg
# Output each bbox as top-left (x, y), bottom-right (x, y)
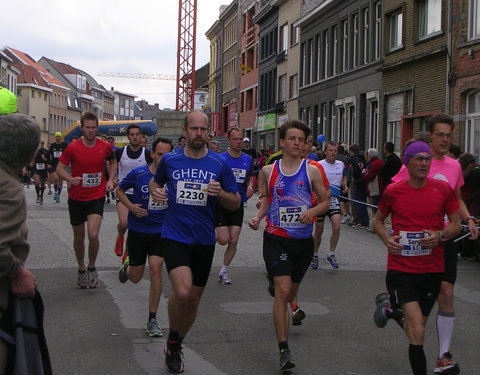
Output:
top-left (249, 166), bottom-right (271, 230)
top-left (106, 158), bottom-right (117, 191)
top-left (454, 188), bottom-right (479, 240)
top-left (55, 161), bottom-right (81, 185)
top-left (373, 211), bottom-right (403, 254)
top-left (115, 186), bottom-right (148, 218)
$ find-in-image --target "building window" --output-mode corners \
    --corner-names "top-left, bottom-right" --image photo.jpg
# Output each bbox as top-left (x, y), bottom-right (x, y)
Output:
top-left (419, 0), bottom-right (441, 39)
top-left (387, 120), bottom-right (401, 152)
top-left (323, 30), bottom-right (330, 77)
top-left (469, 0), bottom-right (480, 40)
top-left (301, 42), bottom-right (307, 86)
top-left (289, 74), bottom-right (298, 99)
top-left (330, 101), bottom-right (337, 141)
top-left (363, 7), bottom-right (369, 64)
top-left (246, 88), bottom-right (254, 111)
top-left (342, 19), bottom-right (348, 72)
top-left (290, 25), bottom-right (300, 46)
top-left (338, 106), bottom-right (346, 142)
top-left (332, 25), bottom-right (338, 76)
top-left (369, 101), bottom-right (379, 148)
top-left (348, 105), bottom-right (356, 144)
top-left (320, 103), bottom-right (327, 135)
top-left (353, 14), bottom-right (359, 68)
top-left (31, 90), bottom-right (35, 98)
top-left (374, 2), bottom-right (382, 59)
top-left (466, 90), bottom-right (480, 161)
top-left (316, 34), bottom-right (322, 81)
top-left (279, 23), bottom-right (288, 52)
top-left (389, 10), bottom-right (403, 50)
top-left (309, 38), bottom-right (314, 83)
top-left (278, 74), bottom-right (287, 102)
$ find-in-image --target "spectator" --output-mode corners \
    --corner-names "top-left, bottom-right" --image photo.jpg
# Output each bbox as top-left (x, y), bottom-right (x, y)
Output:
top-left (448, 144), bottom-right (462, 160)
top-left (175, 135), bottom-right (186, 150)
top-left (241, 137), bottom-right (257, 160)
top-left (348, 144), bottom-right (369, 228)
top-left (362, 148), bottom-right (385, 230)
top-left (209, 140), bottom-right (220, 153)
top-left (379, 141), bottom-right (402, 188)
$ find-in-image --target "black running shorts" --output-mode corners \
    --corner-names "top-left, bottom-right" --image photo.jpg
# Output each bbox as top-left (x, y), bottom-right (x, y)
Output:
top-left (127, 230), bottom-right (164, 266)
top-left (263, 231), bottom-right (313, 283)
top-left (386, 270), bottom-right (442, 316)
top-left (162, 238), bottom-right (215, 287)
top-left (68, 197), bottom-right (105, 226)
top-left (215, 204), bottom-right (244, 227)
top-left (441, 239), bottom-right (457, 284)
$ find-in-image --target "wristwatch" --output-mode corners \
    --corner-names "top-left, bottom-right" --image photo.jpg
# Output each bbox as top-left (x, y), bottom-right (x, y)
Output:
top-left (437, 230), bottom-right (445, 242)
top-left (258, 194), bottom-right (266, 199)
top-left (466, 216), bottom-right (476, 222)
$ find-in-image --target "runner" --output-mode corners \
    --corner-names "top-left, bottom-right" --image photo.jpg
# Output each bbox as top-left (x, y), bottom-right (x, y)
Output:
top-left (49, 131), bottom-right (68, 203)
top-left (249, 120), bottom-right (329, 371)
top-left (114, 124), bottom-right (152, 257)
top-left (149, 110), bottom-right (239, 373)
top-left (116, 137), bottom-right (173, 337)
top-left (216, 127), bottom-right (254, 285)
top-left (373, 140), bottom-right (460, 375)
top-left (311, 141), bottom-right (347, 270)
top-left (389, 114), bottom-right (478, 374)
top-left (32, 140), bottom-right (51, 205)
top-left (56, 111), bottom-right (116, 289)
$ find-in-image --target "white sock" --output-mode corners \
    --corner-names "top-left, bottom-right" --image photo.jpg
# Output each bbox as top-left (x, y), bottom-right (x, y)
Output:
top-left (436, 312), bottom-right (455, 357)
top-left (220, 265), bottom-right (228, 275)
top-left (328, 251), bottom-right (335, 257)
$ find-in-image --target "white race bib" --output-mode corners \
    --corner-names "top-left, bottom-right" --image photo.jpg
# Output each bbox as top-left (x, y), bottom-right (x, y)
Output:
top-left (148, 195), bottom-right (168, 211)
top-left (329, 197), bottom-right (340, 210)
top-left (399, 231), bottom-right (432, 256)
top-left (82, 172), bottom-right (102, 187)
top-left (36, 163), bottom-right (45, 170)
top-left (176, 181), bottom-right (208, 206)
top-left (232, 168), bottom-right (247, 183)
top-left (53, 150), bottom-right (62, 158)
top-left (279, 206), bottom-right (307, 227)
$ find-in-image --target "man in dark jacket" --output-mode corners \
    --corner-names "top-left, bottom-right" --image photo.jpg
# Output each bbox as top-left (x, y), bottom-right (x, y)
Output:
top-left (0, 114), bottom-right (41, 373)
top-left (379, 142), bottom-right (402, 188)
top-left (348, 144), bottom-right (369, 228)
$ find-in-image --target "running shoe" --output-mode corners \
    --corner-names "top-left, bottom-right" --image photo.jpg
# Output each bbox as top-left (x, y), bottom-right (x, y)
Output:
top-left (434, 352), bottom-right (460, 374)
top-left (291, 307), bottom-right (306, 326)
top-left (265, 272), bottom-right (275, 297)
top-left (310, 255), bottom-right (319, 270)
top-left (374, 296), bottom-right (392, 328)
top-left (48, 190), bottom-right (52, 195)
top-left (114, 235), bottom-right (124, 257)
top-left (218, 272), bottom-right (232, 285)
top-left (353, 223), bottom-right (366, 228)
top-left (53, 193), bottom-right (58, 202)
top-left (36, 197), bottom-right (40, 203)
top-left (340, 214), bottom-right (352, 224)
top-left (118, 257), bottom-right (129, 284)
top-left (87, 268), bottom-right (99, 289)
top-left (77, 270), bottom-right (87, 289)
top-left (279, 349), bottom-right (295, 371)
top-left (121, 251), bottom-right (129, 264)
top-left (164, 340), bottom-right (184, 373)
top-left (146, 318), bottom-right (163, 337)
top-left (106, 198), bottom-right (111, 204)
top-left (326, 254), bottom-right (339, 269)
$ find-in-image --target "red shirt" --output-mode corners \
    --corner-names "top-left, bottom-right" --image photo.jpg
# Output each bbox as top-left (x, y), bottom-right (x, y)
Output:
top-left (379, 178), bottom-right (459, 273)
top-left (59, 139), bottom-right (113, 201)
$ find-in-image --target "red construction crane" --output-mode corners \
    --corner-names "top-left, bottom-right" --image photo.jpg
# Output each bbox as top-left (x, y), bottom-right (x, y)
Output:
top-left (176, 0), bottom-right (197, 112)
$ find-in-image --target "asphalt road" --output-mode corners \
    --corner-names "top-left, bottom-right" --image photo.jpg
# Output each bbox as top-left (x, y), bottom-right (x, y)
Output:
top-left (23, 187), bottom-right (480, 374)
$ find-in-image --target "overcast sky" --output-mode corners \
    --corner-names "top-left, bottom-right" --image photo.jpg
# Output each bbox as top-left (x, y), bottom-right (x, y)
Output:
top-left (5, 0), bottom-right (230, 109)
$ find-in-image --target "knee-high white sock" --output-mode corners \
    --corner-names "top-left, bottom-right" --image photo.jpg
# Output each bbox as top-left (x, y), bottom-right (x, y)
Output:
top-left (436, 311), bottom-right (455, 357)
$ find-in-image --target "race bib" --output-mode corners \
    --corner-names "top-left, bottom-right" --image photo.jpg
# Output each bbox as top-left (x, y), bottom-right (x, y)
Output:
top-left (82, 172), bottom-right (102, 187)
top-left (279, 206), bottom-right (307, 227)
top-left (36, 163), bottom-right (45, 170)
top-left (53, 150), bottom-right (62, 158)
top-left (232, 168), bottom-right (247, 183)
top-left (176, 181), bottom-right (208, 206)
top-left (148, 195), bottom-right (168, 211)
top-left (399, 231), bottom-right (432, 256)
top-left (329, 197), bottom-right (340, 210)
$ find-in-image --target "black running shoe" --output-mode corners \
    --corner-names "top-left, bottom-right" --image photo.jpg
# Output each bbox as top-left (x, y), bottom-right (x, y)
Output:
top-left (164, 340), bottom-right (184, 373)
top-left (279, 349), bottom-right (295, 371)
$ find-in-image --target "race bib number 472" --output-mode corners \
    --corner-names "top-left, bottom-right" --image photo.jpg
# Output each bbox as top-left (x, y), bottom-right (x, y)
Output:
top-left (176, 181), bottom-right (208, 206)
top-left (279, 206), bottom-right (307, 227)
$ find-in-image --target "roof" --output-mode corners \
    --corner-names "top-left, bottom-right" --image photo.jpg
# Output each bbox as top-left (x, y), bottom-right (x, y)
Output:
top-left (41, 56), bottom-right (79, 75)
top-left (4, 46), bottom-right (67, 89)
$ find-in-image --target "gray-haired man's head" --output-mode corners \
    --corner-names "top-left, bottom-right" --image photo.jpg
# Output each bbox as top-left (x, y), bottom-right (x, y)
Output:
top-left (0, 114), bottom-right (40, 170)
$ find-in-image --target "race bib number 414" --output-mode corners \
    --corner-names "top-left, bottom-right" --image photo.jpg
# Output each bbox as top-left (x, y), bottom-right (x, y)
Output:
top-left (176, 181), bottom-right (208, 206)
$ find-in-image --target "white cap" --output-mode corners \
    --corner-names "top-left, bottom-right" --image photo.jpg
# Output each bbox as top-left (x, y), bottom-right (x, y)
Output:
top-left (243, 137), bottom-right (250, 142)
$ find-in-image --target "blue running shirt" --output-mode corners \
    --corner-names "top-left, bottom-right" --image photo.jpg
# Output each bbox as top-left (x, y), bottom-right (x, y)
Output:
top-left (153, 149), bottom-right (238, 245)
top-left (220, 151), bottom-right (253, 202)
top-left (118, 164), bottom-right (167, 233)
top-left (265, 159), bottom-right (313, 239)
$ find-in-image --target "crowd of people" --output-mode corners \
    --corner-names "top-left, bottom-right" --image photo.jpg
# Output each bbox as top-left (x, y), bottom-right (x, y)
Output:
top-left (1, 88), bottom-right (479, 374)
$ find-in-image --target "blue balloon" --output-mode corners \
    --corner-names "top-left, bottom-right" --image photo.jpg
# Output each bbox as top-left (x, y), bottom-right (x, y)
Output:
top-left (317, 134), bottom-right (325, 143)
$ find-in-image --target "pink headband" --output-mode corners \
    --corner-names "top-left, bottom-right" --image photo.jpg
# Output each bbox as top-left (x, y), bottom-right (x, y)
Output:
top-left (402, 141), bottom-right (432, 165)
